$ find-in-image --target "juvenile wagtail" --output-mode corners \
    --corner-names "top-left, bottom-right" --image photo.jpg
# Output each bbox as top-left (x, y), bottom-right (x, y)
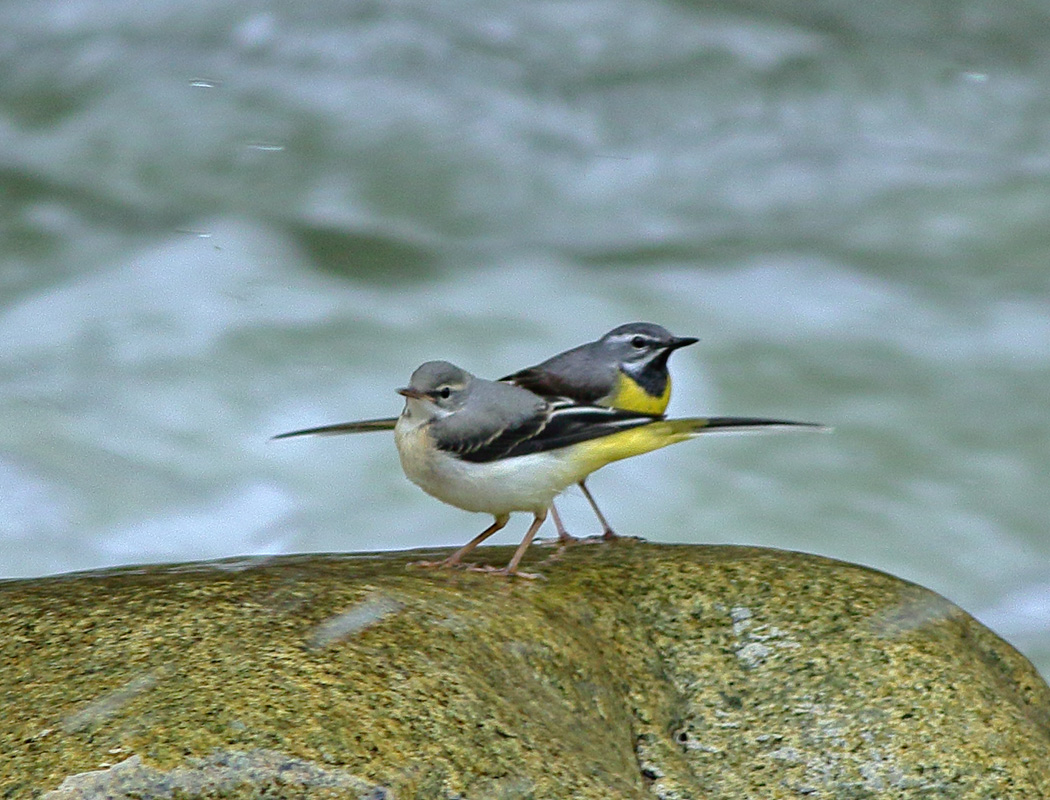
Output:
top-left (392, 360), bottom-right (822, 576)
top-left (273, 322), bottom-right (698, 542)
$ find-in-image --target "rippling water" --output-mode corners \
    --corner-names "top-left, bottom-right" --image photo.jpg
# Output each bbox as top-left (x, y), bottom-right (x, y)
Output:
top-left (2, 0), bottom-right (1049, 676)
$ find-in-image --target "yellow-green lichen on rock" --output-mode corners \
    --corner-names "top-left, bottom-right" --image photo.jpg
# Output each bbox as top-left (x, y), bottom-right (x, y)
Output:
top-left (1, 542), bottom-right (1048, 799)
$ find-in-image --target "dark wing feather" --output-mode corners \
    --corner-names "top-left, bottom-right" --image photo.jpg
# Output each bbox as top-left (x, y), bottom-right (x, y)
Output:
top-left (434, 407), bottom-right (550, 463)
top-left (456, 405), bottom-right (660, 462)
top-left (500, 366), bottom-right (606, 405)
top-left (504, 406), bottom-right (658, 458)
top-left (500, 342), bottom-right (616, 405)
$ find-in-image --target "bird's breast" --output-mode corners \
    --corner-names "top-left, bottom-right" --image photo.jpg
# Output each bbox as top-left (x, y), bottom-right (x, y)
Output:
top-left (608, 370), bottom-right (671, 415)
top-left (394, 416), bottom-right (579, 515)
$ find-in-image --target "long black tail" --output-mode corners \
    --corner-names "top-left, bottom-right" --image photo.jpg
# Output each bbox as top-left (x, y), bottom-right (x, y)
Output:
top-left (271, 416), bottom-right (398, 440)
top-left (689, 417), bottom-right (830, 434)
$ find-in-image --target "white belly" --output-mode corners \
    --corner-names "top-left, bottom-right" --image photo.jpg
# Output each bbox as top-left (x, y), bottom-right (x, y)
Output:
top-left (394, 416), bottom-right (583, 515)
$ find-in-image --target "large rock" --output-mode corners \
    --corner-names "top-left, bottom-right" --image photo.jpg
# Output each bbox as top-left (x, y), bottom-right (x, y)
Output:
top-left (2, 542), bottom-right (1048, 799)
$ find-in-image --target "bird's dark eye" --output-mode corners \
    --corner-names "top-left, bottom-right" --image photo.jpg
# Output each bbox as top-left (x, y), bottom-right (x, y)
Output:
top-left (439, 387), bottom-right (452, 399)
top-left (631, 336), bottom-right (647, 348)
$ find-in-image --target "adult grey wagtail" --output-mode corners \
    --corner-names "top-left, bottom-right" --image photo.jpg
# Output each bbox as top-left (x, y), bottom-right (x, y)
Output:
top-left (347, 360), bottom-right (823, 576)
top-left (273, 322), bottom-right (698, 542)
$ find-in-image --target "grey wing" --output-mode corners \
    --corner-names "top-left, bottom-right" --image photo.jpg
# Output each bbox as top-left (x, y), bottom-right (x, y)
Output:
top-left (501, 344), bottom-right (615, 404)
top-left (499, 366), bottom-right (596, 402)
top-left (431, 382), bottom-right (552, 462)
top-left (435, 410), bottom-right (551, 463)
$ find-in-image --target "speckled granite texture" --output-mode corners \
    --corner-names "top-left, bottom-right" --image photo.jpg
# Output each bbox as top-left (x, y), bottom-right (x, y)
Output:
top-left (3, 542), bottom-right (1048, 798)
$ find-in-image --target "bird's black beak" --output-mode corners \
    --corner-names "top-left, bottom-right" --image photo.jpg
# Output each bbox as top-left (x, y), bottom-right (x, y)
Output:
top-left (668, 336), bottom-right (699, 351)
top-left (397, 387), bottom-right (427, 400)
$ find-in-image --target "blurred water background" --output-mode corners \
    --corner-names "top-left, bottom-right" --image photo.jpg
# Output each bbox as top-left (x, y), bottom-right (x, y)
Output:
top-left (1, 0), bottom-right (1048, 676)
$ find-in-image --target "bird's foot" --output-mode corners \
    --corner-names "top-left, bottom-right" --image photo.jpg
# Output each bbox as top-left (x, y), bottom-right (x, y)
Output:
top-left (535, 534), bottom-right (578, 549)
top-left (467, 563), bottom-right (546, 580)
top-left (407, 558), bottom-right (461, 570)
top-left (408, 559), bottom-right (544, 579)
top-left (601, 531), bottom-right (646, 543)
top-left (560, 530), bottom-right (645, 545)
top-left (555, 533), bottom-right (613, 546)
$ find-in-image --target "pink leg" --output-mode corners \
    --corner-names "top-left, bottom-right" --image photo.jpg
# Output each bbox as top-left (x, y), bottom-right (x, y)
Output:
top-left (407, 515), bottom-right (510, 569)
top-left (549, 502), bottom-right (577, 544)
top-left (497, 511), bottom-right (548, 576)
top-left (444, 514), bottom-right (510, 566)
top-left (579, 480), bottom-right (617, 540)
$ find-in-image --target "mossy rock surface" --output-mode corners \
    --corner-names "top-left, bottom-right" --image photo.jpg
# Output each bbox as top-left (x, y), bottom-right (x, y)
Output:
top-left (2, 542), bottom-right (1048, 799)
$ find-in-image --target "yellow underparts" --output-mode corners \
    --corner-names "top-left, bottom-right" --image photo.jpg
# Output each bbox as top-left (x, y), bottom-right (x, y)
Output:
top-left (568, 418), bottom-right (710, 476)
top-left (607, 372), bottom-right (672, 415)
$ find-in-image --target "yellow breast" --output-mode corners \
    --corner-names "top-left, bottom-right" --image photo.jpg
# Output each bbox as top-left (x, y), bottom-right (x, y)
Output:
top-left (607, 372), bottom-right (672, 415)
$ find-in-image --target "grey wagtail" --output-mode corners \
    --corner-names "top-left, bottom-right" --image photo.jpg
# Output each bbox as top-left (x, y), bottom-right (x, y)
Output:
top-left (500, 322), bottom-right (696, 541)
top-left (386, 360), bottom-right (822, 576)
top-left (272, 322), bottom-right (698, 542)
